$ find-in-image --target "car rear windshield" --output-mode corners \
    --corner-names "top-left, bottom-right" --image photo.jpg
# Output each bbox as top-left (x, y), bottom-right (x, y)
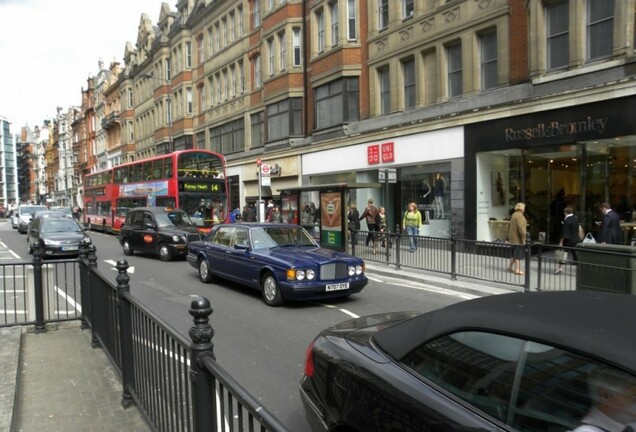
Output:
top-left (20, 206), bottom-right (47, 215)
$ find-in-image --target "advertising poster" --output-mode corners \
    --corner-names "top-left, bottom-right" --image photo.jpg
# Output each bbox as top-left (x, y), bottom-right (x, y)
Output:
top-left (320, 191), bottom-right (343, 247)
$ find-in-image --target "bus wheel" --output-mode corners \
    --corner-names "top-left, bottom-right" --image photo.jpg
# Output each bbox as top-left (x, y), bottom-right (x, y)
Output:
top-left (122, 239), bottom-right (134, 256)
top-left (158, 243), bottom-right (172, 261)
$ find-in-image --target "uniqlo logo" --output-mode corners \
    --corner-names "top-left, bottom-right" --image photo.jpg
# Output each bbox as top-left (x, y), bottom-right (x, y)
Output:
top-left (381, 142), bottom-right (394, 162)
top-left (367, 145), bottom-right (380, 164)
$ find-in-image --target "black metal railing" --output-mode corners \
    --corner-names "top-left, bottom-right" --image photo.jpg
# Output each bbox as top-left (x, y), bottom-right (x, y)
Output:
top-left (78, 244), bottom-right (288, 432)
top-left (351, 228), bottom-right (636, 294)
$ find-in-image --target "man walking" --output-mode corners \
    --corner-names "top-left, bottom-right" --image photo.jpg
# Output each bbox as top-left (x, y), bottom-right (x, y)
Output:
top-left (598, 202), bottom-right (622, 245)
top-left (359, 198), bottom-right (378, 249)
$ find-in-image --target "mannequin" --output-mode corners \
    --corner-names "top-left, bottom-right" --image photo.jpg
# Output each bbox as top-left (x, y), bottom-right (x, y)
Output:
top-left (433, 172), bottom-right (447, 219)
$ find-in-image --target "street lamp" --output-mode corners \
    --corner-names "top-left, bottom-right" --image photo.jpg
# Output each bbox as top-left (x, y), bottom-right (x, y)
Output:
top-left (140, 72), bottom-right (173, 154)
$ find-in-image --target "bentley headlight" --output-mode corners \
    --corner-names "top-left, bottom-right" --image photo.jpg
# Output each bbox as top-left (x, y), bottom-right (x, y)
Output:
top-left (356, 264), bottom-right (363, 275)
top-left (306, 269), bottom-right (316, 280)
top-left (348, 266), bottom-right (356, 276)
top-left (296, 270), bottom-right (306, 280)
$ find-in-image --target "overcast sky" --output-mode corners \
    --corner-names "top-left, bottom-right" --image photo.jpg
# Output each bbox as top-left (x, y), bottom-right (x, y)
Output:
top-left (0, 0), bottom-right (164, 130)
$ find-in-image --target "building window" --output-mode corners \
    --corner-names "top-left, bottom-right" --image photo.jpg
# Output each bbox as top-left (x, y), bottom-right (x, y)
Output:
top-left (215, 23), bottom-right (221, 52)
top-left (402, 58), bottom-right (415, 109)
top-left (268, 38), bottom-right (275, 76)
top-left (447, 41), bottom-right (462, 98)
top-left (207, 27), bottom-right (214, 55)
top-left (208, 77), bottom-right (215, 105)
top-left (238, 6), bottom-right (244, 36)
top-left (222, 18), bottom-right (228, 47)
top-left (379, 67), bottom-right (390, 114)
top-left (186, 87), bottom-right (193, 114)
top-left (199, 86), bottom-right (205, 111)
top-left (230, 65), bottom-right (237, 97)
top-left (251, 111), bottom-right (265, 148)
top-left (480, 30), bottom-right (498, 90)
top-left (587, 0), bottom-right (614, 60)
top-left (185, 42), bottom-right (192, 68)
top-left (315, 77), bottom-right (359, 129)
top-left (222, 70), bottom-right (228, 100)
top-left (216, 73), bottom-right (221, 102)
top-left (229, 12), bottom-right (235, 42)
top-left (279, 33), bottom-right (286, 71)
top-left (293, 28), bottom-right (302, 66)
top-left (254, 55), bottom-right (262, 88)
top-left (127, 89), bottom-right (133, 108)
top-left (402, 0), bottom-right (414, 18)
top-left (330, 2), bottom-right (339, 46)
top-left (378, 0), bottom-right (388, 30)
top-left (253, 0), bottom-right (261, 28)
top-left (165, 58), bottom-right (171, 81)
top-left (210, 118), bottom-right (245, 154)
top-left (197, 37), bottom-right (204, 64)
top-left (239, 60), bottom-right (245, 93)
top-left (267, 98), bottom-right (302, 141)
top-left (267, 0), bottom-right (274, 11)
top-left (317, 9), bottom-right (325, 53)
top-left (347, 0), bottom-right (357, 40)
top-left (546, 0), bottom-right (569, 70)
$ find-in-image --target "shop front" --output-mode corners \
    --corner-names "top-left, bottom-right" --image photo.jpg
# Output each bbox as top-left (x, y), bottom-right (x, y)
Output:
top-left (465, 95), bottom-right (636, 243)
top-left (302, 127), bottom-right (465, 238)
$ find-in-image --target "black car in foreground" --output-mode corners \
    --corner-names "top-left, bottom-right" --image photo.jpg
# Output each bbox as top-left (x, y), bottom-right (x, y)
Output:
top-left (27, 216), bottom-right (91, 257)
top-left (300, 291), bottom-right (636, 432)
top-left (119, 207), bottom-right (202, 261)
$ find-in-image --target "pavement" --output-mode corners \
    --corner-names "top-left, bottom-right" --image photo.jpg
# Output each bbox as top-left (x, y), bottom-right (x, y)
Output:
top-left (0, 262), bottom-right (518, 432)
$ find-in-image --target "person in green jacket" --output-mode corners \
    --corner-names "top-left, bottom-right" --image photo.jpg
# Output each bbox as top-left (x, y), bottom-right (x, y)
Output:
top-left (402, 202), bottom-right (422, 252)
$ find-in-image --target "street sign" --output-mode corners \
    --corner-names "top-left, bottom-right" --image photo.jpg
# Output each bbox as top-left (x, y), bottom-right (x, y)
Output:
top-left (261, 164), bottom-right (270, 176)
top-left (378, 168), bottom-right (397, 183)
top-left (261, 176), bottom-right (271, 186)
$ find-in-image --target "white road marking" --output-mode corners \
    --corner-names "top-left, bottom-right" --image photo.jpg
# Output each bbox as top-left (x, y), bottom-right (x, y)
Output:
top-left (0, 310), bottom-right (26, 314)
top-left (386, 281), bottom-right (477, 299)
top-left (366, 275), bottom-right (384, 283)
top-left (54, 285), bottom-right (82, 313)
top-left (104, 259), bottom-right (135, 273)
top-left (318, 303), bottom-right (360, 319)
top-left (8, 250), bottom-right (20, 259)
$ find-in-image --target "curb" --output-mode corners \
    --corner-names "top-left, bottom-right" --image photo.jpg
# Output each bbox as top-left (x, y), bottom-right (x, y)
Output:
top-left (365, 263), bottom-right (521, 298)
top-left (0, 326), bottom-right (22, 432)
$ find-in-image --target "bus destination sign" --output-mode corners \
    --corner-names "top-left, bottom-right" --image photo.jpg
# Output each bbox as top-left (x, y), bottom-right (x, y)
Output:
top-left (180, 182), bottom-right (225, 193)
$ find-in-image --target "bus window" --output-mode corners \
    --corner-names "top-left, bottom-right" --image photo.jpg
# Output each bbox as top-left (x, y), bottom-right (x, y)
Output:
top-left (114, 167), bottom-right (124, 184)
top-left (153, 159), bottom-right (163, 180)
top-left (164, 159), bottom-right (173, 178)
top-left (132, 164), bottom-right (143, 182)
top-left (98, 201), bottom-right (111, 217)
top-left (156, 197), bottom-right (176, 209)
top-left (143, 162), bottom-right (152, 181)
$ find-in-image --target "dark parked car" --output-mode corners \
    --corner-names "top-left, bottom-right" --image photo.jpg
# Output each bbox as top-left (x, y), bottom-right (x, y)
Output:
top-left (119, 207), bottom-right (202, 261)
top-left (187, 223), bottom-right (367, 306)
top-left (300, 291), bottom-right (636, 432)
top-left (27, 216), bottom-right (91, 257)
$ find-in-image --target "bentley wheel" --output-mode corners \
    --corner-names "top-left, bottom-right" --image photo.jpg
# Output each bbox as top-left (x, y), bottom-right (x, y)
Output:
top-left (159, 243), bottom-right (172, 261)
top-left (261, 272), bottom-right (283, 306)
top-left (198, 258), bottom-right (214, 283)
top-left (122, 239), bottom-right (133, 256)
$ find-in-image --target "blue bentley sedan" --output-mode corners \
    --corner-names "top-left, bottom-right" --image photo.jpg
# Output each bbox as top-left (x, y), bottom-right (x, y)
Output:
top-left (186, 223), bottom-right (367, 306)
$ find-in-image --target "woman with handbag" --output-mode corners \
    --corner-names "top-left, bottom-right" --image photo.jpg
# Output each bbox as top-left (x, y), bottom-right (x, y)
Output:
top-left (555, 205), bottom-right (580, 274)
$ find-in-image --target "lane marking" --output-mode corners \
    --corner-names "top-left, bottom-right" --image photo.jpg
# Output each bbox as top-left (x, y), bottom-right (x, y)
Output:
top-left (366, 275), bottom-right (384, 283)
top-left (386, 281), bottom-right (478, 299)
top-left (104, 259), bottom-right (135, 273)
top-left (317, 303), bottom-right (360, 319)
top-left (54, 285), bottom-right (82, 313)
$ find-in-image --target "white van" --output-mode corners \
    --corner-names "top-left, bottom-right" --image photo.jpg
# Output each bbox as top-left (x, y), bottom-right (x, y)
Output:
top-left (16, 204), bottom-right (47, 234)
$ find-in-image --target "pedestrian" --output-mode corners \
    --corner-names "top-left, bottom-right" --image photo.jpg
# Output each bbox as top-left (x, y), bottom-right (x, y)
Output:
top-left (555, 205), bottom-right (580, 274)
top-left (376, 206), bottom-right (389, 248)
top-left (347, 203), bottom-right (360, 245)
top-left (242, 204), bottom-right (255, 222)
top-left (402, 202), bottom-right (422, 253)
top-left (265, 200), bottom-right (275, 222)
top-left (597, 202), bottom-right (622, 245)
top-left (359, 198), bottom-right (378, 250)
top-left (507, 202), bottom-right (527, 275)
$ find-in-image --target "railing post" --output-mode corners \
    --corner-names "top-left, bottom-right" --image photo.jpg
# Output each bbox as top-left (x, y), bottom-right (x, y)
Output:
top-left (79, 243), bottom-right (90, 330)
top-left (536, 243), bottom-right (543, 292)
top-left (351, 230), bottom-right (356, 256)
top-left (88, 245), bottom-right (99, 347)
top-left (394, 224), bottom-right (401, 270)
top-left (450, 226), bottom-right (457, 281)
top-left (32, 243), bottom-right (46, 333)
top-left (116, 259), bottom-right (135, 409)
top-left (189, 296), bottom-right (216, 432)
top-left (524, 231), bottom-right (532, 292)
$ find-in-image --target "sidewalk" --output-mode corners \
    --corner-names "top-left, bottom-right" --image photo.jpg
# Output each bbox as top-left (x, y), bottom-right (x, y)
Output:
top-left (0, 265), bottom-right (518, 432)
top-left (2, 321), bottom-right (151, 432)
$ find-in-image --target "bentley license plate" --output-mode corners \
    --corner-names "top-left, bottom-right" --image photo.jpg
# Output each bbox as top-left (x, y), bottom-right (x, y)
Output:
top-left (62, 246), bottom-right (78, 251)
top-left (326, 282), bottom-right (349, 292)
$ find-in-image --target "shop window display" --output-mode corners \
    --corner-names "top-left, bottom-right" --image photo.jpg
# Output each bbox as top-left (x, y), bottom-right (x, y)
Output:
top-left (400, 165), bottom-right (451, 238)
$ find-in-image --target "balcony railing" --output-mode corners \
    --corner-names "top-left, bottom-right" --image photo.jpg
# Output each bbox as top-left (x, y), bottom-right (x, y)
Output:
top-left (101, 111), bottom-right (121, 129)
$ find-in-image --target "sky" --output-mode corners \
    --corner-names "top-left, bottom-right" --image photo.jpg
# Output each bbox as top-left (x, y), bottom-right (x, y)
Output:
top-left (0, 0), bottom-right (165, 130)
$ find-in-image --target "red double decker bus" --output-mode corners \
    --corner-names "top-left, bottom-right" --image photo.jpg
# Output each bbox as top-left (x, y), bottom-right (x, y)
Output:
top-left (82, 150), bottom-right (229, 233)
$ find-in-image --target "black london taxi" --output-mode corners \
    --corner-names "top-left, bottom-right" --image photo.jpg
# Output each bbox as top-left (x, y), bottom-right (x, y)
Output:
top-left (118, 207), bottom-right (202, 261)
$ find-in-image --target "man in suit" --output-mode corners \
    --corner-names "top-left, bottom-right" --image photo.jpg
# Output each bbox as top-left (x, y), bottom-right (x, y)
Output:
top-left (555, 205), bottom-right (580, 274)
top-left (598, 202), bottom-right (623, 245)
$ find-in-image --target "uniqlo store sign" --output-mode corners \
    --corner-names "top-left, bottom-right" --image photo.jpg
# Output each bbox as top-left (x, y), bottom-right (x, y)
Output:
top-left (367, 142), bottom-right (395, 165)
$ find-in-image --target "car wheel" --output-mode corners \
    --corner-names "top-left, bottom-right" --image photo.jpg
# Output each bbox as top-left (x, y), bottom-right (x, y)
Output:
top-left (198, 258), bottom-right (214, 283)
top-left (158, 243), bottom-right (172, 261)
top-left (261, 272), bottom-right (284, 306)
top-left (122, 239), bottom-right (134, 256)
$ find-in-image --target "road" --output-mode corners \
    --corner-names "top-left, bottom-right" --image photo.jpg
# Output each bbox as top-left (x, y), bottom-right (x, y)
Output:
top-left (0, 220), bottom-right (474, 431)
